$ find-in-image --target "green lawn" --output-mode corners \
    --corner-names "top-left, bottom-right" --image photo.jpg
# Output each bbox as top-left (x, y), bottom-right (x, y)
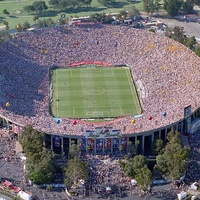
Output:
top-left (0, 0), bottom-right (143, 30)
top-left (51, 66), bottom-right (141, 119)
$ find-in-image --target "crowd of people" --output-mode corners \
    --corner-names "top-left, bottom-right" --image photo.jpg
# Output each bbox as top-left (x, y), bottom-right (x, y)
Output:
top-left (0, 24), bottom-right (199, 136)
top-left (185, 129), bottom-right (200, 185)
top-left (82, 154), bottom-right (134, 199)
top-left (0, 129), bottom-right (26, 191)
top-left (0, 129), bottom-right (17, 162)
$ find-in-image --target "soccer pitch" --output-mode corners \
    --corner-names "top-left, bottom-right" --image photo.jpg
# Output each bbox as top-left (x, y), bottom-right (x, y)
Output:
top-left (51, 66), bottom-right (141, 119)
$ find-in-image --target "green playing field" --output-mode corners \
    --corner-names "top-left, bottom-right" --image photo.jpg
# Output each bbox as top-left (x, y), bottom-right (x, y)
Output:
top-left (51, 66), bottom-right (141, 119)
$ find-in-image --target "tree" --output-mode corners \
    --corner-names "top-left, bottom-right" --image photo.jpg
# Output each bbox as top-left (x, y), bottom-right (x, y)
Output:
top-left (3, 9), bottom-right (10, 15)
top-left (32, 1), bottom-right (48, 14)
top-left (83, 0), bottom-right (92, 6)
top-left (143, 0), bottom-right (156, 16)
top-left (3, 20), bottom-right (9, 32)
top-left (165, 26), bottom-right (197, 50)
top-left (166, 130), bottom-right (181, 143)
top-left (33, 15), bottom-right (39, 24)
top-left (135, 165), bottom-right (152, 190)
top-left (127, 6), bottom-right (140, 19)
top-left (37, 19), bottom-right (44, 28)
top-left (122, 155), bottom-right (148, 178)
top-left (154, 130), bottom-right (190, 180)
top-left (69, 143), bottom-right (81, 159)
top-left (23, 21), bottom-right (31, 30)
top-left (163, 0), bottom-right (182, 16)
top-left (194, 0), bottom-right (200, 6)
top-left (165, 26), bottom-right (188, 46)
top-left (154, 154), bottom-right (168, 173)
top-left (120, 155), bottom-right (152, 189)
top-left (0, 21), bottom-right (10, 43)
top-left (127, 141), bottom-right (138, 157)
top-left (23, 5), bottom-right (35, 15)
top-left (49, 0), bottom-right (92, 11)
top-left (154, 0), bottom-right (162, 14)
top-left (49, 0), bottom-right (60, 10)
top-left (182, 0), bottom-right (194, 14)
top-left (90, 13), bottom-right (114, 24)
top-left (45, 18), bottom-right (55, 26)
top-left (135, 140), bottom-right (140, 155)
top-left (195, 45), bottom-right (200, 56)
top-left (3, 20), bottom-right (9, 26)
top-left (119, 145), bottom-right (123, 156)
top-left (28, 149), bottom-right (56, 185)
top-left (19, 125), bottom-right (55, 185)
top-left (57, 17), bottom-right (67, 25)
top-left (116, 10), bottom-right (127, 21)
top-left (153, 139), bottom-right (165, 155)
top-left (185, 36), bottom-right (196, 50)
top-left (19, 125), bottom-right (45, 163)
top-left (57, 0), bottom-right (69, 10)
top-left (97, 0), bottom-right (116, 7)
top-left (64, 157), bottom-right (88, 188)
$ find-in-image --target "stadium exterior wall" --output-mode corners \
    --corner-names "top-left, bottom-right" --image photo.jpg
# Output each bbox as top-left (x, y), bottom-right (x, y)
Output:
top-left (21, 109), bottom-right (200, 155)
top-left (1, 107), bottom-right (199, 156)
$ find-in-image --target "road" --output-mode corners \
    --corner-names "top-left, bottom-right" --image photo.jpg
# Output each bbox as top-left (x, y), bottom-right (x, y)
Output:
top-left (156, 17), bottom-right (200, 40)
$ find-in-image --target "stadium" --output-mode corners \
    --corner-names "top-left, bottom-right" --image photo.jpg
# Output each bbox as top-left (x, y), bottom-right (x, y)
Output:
top-left (0, 24), bottom-right (200, 155)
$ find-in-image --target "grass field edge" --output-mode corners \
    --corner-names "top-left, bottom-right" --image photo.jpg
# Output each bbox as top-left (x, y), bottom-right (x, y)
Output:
top-left (50, 66), bottom-right (142, 118)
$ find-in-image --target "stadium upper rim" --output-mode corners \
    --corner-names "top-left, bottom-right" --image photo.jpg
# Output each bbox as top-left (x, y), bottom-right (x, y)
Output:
top-left (0, 24), bottom-right (199, 136)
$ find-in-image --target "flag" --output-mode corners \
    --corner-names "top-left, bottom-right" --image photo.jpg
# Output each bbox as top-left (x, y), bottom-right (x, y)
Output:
top-left (113, 138), bottom-right (119, 149)
top-left (121, 137), bottom-right (127, 148)
top-left (104, 138), bottom-right (111, 149)
top-left (81, 138), bottom-right (86, 150)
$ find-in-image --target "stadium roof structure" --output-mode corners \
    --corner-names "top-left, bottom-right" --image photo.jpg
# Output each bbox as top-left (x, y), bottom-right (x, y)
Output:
top-left (0, 25), bottom-right (199, 135)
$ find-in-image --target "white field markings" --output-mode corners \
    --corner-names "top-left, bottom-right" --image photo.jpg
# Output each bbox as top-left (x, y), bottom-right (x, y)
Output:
top-left (69, 68), bottom-right (117, 117)
top-left (70, 67), bottom-right (114, 78)
top-left (125, 69), bottom-right (140, 114)
top-left (72, 105), bottom-right (122, 117)
top-left (119, 106), bottom-right (123, 115)
top-left (56, 70), bottom-right (59, 116)
top-left (73, 107), bottom-right (75, 116)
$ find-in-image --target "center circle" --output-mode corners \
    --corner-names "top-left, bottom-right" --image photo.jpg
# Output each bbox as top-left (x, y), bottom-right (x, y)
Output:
top-left (84, 86), bottom-right (105, 95)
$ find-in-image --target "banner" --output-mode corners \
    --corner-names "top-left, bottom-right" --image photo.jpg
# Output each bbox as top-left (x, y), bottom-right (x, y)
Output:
top-left (96, 139), bottom-right (103, 150)
top-left (113, 138), bottom-right (119, 149)
top-left (104, 138), bottom-right (111, 149)
top-left (87, 138), bottom-right (94, 150)
top-left (121, 137), bottom-right (127, 148)
top-left (186, 117), bottom-right (191, 134)
top-left (54, 135), bottom-right (60, 147)
top-left (85, 127), bottom-right (121, 138)
top-left (81, 138), bottom-right (86, 150)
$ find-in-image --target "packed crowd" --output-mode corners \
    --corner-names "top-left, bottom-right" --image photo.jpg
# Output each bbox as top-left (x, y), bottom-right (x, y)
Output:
top-left (0, 129), bottom-right (17, 162)
top-left (0, 129), bottom-right (26, 190)
top-left (83, 154), bottom-right (133, 198)
top-left (0, 25), bottom-right (200, 135)
top-left (185, 129), bottom-right (200, 185)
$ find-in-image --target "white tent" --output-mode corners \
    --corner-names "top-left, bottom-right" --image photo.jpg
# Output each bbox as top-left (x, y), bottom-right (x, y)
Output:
top-left (190, 182), bottom-right (198, 191)
top-left (177, 191), bottom-right (186, 200)
top-left (17, 191), bottom-right (32, 200)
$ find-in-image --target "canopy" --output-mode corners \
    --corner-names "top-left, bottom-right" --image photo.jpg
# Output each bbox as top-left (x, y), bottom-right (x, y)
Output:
top-left (3, 180), bottom-right (13, 187)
